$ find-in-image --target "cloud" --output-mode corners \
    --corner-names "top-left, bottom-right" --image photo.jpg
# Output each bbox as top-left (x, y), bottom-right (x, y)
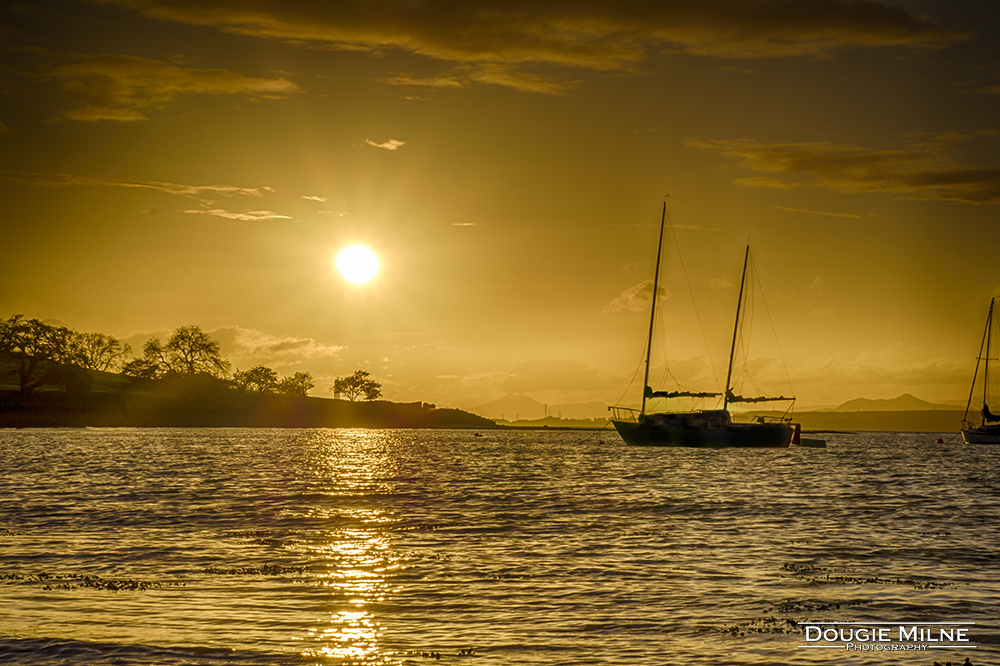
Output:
top-left (797, 348), bottom-right (969, 398)
top-left (775, 205), bottom-right (861, 218)
top-left (465, 64), bottom-right (572, 94)
top-left (212, 326), bottom-right (344, 363)
top-left (604, 279), bottom-right (669, 312)
top-left (365, 138), bottom-right (405, 150)
top-left (732, 176), bottom-right (802, 190)
top-left (375, 72), bottom-right (467, 89)
top-left (709, 277), bottom-right (735, 289)
top-left (184, 208), bottom-right (292, 221)
top-left (92, 1), bottom-right (963, 90)
top-left (301, 195), bottom-right (327, 202)
top-left (687, 136), bottom-right (1000, 204)
top-left (0, 170), bottom-right (266, 198)
top-left (499, 359), bottom-right (610, 393)
top-left (46, 54), bottom-right (300, 121)
top-left (0, 120), bottom-right (9, 133)
top-left (380, 64), bottom-right (573, 95)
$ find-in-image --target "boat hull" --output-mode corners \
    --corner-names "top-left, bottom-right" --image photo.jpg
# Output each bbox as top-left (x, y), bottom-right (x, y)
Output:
top-left (962, 426), bottom-right (1000, 445)
top-left (612, 419), bottom-right (792, 448)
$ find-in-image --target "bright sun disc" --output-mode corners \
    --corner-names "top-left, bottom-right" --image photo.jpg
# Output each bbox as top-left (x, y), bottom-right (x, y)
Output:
top-left (336, 245), bottom-right (379, 284)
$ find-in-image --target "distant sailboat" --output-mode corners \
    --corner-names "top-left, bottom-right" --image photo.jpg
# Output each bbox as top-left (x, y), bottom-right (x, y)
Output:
top-left (961, 297), bottom-right (1000, 445)
top-left (610, 203), bottom-right (795, 448)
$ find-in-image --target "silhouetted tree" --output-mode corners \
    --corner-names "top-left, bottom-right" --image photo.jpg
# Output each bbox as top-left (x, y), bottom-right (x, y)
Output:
top-left (0, 314), bottom-right (74, 398)
top-left (331, 370), bottom-right (382, 401)
top-left (120, 357), bottom-right (161, 381)
top-left (122, 325), bottom-right (230, 380)
top-left (363, 380), bottom-right (382, 401)
top-left (233, 365), bottom-right (279, 393)
top-left (276, 371), bottom-right (314, 397)
top-left (68, 331), bottom-right (132, 372)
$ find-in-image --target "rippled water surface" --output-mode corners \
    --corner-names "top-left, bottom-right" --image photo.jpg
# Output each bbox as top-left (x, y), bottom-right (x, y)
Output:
top-left (1, 428), bottom-right (997, 665)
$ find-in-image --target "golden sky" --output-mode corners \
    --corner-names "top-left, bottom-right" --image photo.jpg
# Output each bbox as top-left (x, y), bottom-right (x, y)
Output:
top-left (2, 0), bottom-right (999, 412)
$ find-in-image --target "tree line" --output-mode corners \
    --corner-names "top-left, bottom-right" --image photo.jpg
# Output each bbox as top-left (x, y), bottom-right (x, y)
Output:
top-left (0, 314), bottom-right (381, 402)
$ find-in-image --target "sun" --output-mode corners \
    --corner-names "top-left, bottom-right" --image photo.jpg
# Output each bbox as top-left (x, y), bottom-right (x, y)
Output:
top-left (336, 245), bottom-right (380, 284)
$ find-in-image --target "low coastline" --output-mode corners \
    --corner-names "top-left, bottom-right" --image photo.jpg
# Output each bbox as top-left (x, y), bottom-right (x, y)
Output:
top-left (0, 389), bottom-right (496, 430)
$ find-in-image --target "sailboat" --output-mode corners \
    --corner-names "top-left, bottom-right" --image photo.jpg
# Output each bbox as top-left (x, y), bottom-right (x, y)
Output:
top-left (610, 203), bottom-right (795, 448)
top-left (961, 297), bottom-right (1000, 445)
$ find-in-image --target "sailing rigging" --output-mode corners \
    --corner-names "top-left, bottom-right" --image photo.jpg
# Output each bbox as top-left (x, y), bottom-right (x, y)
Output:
top-left (962, 297), bottom-right (1000, 445)
top-left (610, 203), bottom-right (796, 448)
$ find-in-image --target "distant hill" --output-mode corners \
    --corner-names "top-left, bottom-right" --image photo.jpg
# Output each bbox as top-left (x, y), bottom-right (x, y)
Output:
top-left (829, 393), bottom-right (955, 412)
top-left (471, 394), bottom-right (608, 420)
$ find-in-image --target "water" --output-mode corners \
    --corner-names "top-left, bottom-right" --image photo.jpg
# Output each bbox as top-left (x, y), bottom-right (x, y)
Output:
top-left (0, 428), bottom-right (996, 665)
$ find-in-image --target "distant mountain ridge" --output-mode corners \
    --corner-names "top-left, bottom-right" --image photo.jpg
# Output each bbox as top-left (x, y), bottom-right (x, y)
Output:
top-left (470, 392), bottom-right (964, 420)
top-left (471, 394), bottom-right (608, 420)
top-left (827, 393), bottom-right (956, 412)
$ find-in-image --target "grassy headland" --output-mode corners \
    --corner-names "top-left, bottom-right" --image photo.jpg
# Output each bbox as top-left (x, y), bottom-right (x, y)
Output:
top-left (0, 371), bottom-right (495, 430)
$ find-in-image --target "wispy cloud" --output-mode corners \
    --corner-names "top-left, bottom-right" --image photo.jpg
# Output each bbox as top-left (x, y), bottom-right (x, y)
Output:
top-left (184, 208), bottom-right (291, 221)
top-left (375, 73), bottom-right (466, 89)
top-left (687, 136), bottom-right (1000, 204)
top-left (213, 326), bottom-right (344, 362)
top-left (93, 1), bottom-right (963, 94)
top-left (499, 359), bottom-right (611, 393)
top-left (365, 138), bottom-right (405, 150)
top-left (46, 54), bottom-right (300, 121)
top-left (775, 205), bottom-right (861, 219)
top-left (604, 279), bottom-right (669, 312)
top-left (709, 278), bottom-right (736, 289)
top-left (797, 348), bottom-right (969, 397)
top-left (0, 170), bottom-right (266, 197)
top-left (301, 195), bottom-right (327, 202)
top-left (378, 65), bottom-right (572, 95)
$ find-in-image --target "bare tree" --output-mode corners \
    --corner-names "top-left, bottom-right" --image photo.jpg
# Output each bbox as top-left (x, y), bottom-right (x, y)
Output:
top-left (331, 370), bottom-right (382, 401)
top-left (233, 365), bottom-right (279, 392)
top-left (0, 314), bottom-right (73, 398)
top-left (68, 331), bottom-right (132, 372)
top-left (277, 372), bottom-right (314, 397)
top-left (123, 325), bottom-right (230, 380)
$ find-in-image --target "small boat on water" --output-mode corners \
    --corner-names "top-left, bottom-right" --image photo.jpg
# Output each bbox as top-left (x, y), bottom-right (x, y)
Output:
top-left (610, 203), bottom-right (795, 448)
top-left (792, 423), bottom-right (826, 448)
top-left (961, 296), bottom-right (1000, 445)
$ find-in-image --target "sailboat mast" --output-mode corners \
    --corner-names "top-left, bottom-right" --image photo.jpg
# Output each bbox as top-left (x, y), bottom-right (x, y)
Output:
top-left (641, 202), bottom-right (667, 417)
top-left (724, 246), bottom-right (750, 410)
top-left (963, 297), bottom-right (994, 425)
top-left (984, 298), bottom-right (995, 425)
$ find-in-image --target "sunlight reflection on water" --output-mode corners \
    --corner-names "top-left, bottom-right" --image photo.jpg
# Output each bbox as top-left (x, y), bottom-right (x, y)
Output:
top-left (298, 430), bottom-right (397, 663)
top-left (0, 428), bottom-right (997, 665)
